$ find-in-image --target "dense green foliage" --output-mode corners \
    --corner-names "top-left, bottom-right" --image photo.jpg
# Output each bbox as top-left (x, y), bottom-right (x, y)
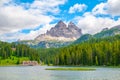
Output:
top-left (94, 27), bottom-right (119, 38)
top-left (39, 35), bottom-right (120, 66)
top-left (74, 34), bottom-right (92, 44)
top-left (0, 41), bottom-right (40, 65)
top-left (37, 48), bottom-right (59, 64)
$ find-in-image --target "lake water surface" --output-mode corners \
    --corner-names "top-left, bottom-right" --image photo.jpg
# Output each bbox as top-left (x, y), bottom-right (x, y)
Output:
top-left (0, 66), bottom-right (120, 80)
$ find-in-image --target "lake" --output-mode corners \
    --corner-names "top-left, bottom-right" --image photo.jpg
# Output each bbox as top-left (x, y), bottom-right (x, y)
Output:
top-left (0, 66), bottom-right (120, 80)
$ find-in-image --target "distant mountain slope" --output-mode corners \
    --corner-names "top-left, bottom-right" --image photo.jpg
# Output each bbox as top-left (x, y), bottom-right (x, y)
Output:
top-left (74, 34), bottom-right (92, 44)
top-left (74, 25), bottom-right (120, 44)
top-left (33, 41), bottom-right (71, 48)
top-left (94, 25), bottom-right (120, 38)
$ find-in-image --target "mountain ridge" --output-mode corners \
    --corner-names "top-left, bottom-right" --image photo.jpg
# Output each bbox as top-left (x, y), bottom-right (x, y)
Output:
top-left (74, 25), bottom-right (120, 44)
top-left (35, 21), bottom-right (82, 42)
top-left (16, 21), bottom-right (120, 48)
top-left (17, 20), bottom-right (82, 48)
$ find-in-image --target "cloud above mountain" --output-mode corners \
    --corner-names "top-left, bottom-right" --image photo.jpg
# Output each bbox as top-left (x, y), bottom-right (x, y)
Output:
top-left (92, 0), bottom-right (120, 16)
top-left (0, 0), bottom-right (66, 34)
top-left (74, 12), bottom-right (120, 34)
top-left (74, 0), bottom-right (120, 34)
top-left (69, 4), bottom-right (87, 13)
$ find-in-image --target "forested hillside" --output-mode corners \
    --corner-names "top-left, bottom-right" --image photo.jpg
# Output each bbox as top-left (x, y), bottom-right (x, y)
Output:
top-left (37, 48), bottom-right (59, 65)
top-left (0, 41), bottom-right (40, 65)
top-left (1, 35), bottom-right (120, 66)
top-left (38, 35), bottom-right (120, 66)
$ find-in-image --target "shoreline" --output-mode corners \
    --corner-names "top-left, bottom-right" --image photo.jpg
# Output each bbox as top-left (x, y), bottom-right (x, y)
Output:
top-left (0, 64), bottom-right (120, 68)
top-left (0, 64), bottom-right (41, 67)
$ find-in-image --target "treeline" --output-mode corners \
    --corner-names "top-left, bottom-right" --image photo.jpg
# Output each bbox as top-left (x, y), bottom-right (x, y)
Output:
top-left (37, 48), bottom-right (59, 64)
top-left (0, 41), bottom-right (40, 64)
top-left (39, 35), bottom-right (120, 66)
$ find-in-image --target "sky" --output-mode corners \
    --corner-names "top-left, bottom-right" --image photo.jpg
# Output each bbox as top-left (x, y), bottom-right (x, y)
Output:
top-left (0, 0), bottom-right (120, 42)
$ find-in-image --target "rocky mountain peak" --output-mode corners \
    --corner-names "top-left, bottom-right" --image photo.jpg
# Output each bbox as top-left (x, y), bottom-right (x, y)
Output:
top-left (68, 21), bottom-right (75, 26)
top-left (55, 20), bottom-right (67, 28)
top-left (35, 21), bottom-right (82, 42)
top-left (68, 21), bottom-right (80, 29)
top-left (58, 20), bottom-right (64, 24)
top-left (68, 21), bottom-right (82, 37)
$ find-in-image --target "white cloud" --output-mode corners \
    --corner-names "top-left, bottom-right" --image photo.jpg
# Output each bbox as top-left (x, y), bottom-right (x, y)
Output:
top-left (0, 0), bottom-right (67, 41)
top-left (92, 3), bottom-right (107, 15)
top-left (75, 12), bottom-right (120, 34)
top-left (0, 24), bottom-right (55, 42)
top-left (92, 0), bottom-right (120, 16)
top-left (107, 0), bottom-right (120, 16)
top-left (69, 4), bottom-right (87, 13)
top-left (0, 5), bottom-right (53, 33)
top-left (0, 0), bottom-right (11, 5)
top-left (30, 0), bottom-right (67, 14)
top-left (82, 0), bottom-right (120, 34)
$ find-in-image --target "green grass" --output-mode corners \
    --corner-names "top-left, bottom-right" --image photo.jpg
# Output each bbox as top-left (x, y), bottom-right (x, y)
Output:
top-left (0, 56), bottom-right (29, 66)
top-left (45, 67), bottom-right (96, 71)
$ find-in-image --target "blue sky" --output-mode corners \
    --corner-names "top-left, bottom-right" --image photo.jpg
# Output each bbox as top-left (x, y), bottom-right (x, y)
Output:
top-left (0, 0), bottom-right (120, 42)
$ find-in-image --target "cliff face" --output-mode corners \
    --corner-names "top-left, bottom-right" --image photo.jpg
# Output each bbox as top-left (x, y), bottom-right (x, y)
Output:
top-left (35, 21), bottom-right (82, 42)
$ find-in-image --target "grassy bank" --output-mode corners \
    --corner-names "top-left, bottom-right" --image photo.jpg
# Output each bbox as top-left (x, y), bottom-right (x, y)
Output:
top-left (0, 57), bottom-right (29, 66)
top-left (46, 67), bottom-right (96, 71)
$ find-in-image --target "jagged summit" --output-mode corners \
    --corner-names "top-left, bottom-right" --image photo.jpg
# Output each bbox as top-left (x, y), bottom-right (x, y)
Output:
top-left (35, 21), bottom-right (82, 42)
top-left (57, 20), bottom-right (65, 25)
top-left (55, 20), bottom-right (67, 28)
top-left (68, 21), bottom-right (76, 27)
top-left (68, 21), bottom-right (81, 32)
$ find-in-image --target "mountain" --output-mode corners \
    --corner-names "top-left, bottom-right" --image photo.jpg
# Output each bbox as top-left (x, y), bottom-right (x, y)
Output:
top-left (35, 21), bottom-right (82, 42)
top-left (17, 21), bottom-right (82, 48)
top-left (34, 41), bottom-right (71, 48)
top-left (74, 25), bottom-right (120, 44)
top-left (74, 34), bottom-right (93, 44)
top-left (94, 25), bottom-right (120, 38)
top-left (34, 21), bottom-right (82, 48)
